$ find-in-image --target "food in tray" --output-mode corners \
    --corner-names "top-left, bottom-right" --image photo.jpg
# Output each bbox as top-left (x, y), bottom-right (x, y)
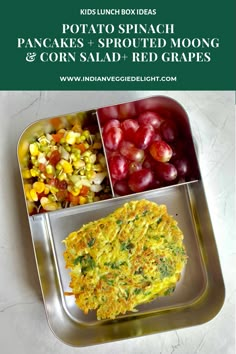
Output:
top-left (97, 99), bottom-right (200, 196)
top-left (21, 115), bottom-right (112, 215)
top-left (63, 199), bottom-right (187, 320)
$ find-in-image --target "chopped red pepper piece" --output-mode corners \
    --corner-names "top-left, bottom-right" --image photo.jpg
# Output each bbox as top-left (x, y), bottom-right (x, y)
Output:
top-left (80, 185), bottom-right (89, 196)
top-left (74, 143), bottom-right (87, 153)
top-left (52, 132), bottom-right (64, 143)
top-left (49, 150), bottom-right (61, 166)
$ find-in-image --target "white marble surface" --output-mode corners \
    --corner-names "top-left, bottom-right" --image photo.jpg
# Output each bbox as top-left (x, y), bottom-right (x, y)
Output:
top-left (0, 91), bottom-right (235, 354)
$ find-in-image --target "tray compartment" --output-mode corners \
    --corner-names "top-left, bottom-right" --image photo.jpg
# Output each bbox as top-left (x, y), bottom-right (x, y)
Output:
top-left (17, 109), bottom-right (113, 215)
top-left (97, 96), bottom-right (200, 197)
top-left (28, 182), bottom-right (224, 346)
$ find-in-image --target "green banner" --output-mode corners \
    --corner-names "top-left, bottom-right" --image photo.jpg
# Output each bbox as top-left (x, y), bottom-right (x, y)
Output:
top-left (1, 0), bottom-right (235, 90)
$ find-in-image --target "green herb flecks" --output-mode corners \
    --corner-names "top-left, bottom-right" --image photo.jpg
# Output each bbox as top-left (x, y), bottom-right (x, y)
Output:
top-left (104, 261), bottom-right (127, 269)
top-left (133, 288), bottom-right (142, 295)
top-left (87, 237), bottom-right (96, 248)
top-left (164, 287), bottom-right (175, 296)
top-left (134, 267), bottom-right (144, 275)
top-left (157, 258), bottom-right (174, 279)
top-left (120, 241), bottom-right (135, 251)
top-left (73, 254), bottom-right (96, 274)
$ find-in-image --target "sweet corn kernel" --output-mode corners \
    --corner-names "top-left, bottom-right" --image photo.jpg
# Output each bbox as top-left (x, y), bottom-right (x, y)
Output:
top-left (82, 130), bottom-right (90, 138)
top-left (24, 184), bottom-right (33, 201)
top-left (40, 197), bottom-right (49, 207)
top-left (48, 194), bottom-right (57, 202)
top-left (49, 186), bottom-right (58, 194)
top-left (30, 189), bottom-right (38, 202)
top-left (30, 168), bottom-right (40, 177)
top-left (24, 184), bottom-right (32, 192)
top-left (40, 197), bottom-right (58, 211)
top-left (83, 151), bottom-right (92, 157)
top-left (29, 143), bottom-right (39, 156)
top-left (65, 131), bottom-right (77, 145)
top-left (76, 135), bottom-right (86, 143)
top-left (68, 186), bottom-right (81, 196)
top-left (86, 163), bottom-right (92, 171)
top-left (73, 160), bottom-right (85, 169)
top-left (56, 162), bottom-right (63, 170)
top-left (22, 169), bottom-right (32, 179)
top-left (46, 164), bottom-right (55, 175)
top-left (70, 153), bottom-right (77, 162)
top-left (33, 181), bottom-right (45, 194)
top-left (31, 156), bottom-right (37, 163)
top-left (57, 172), bottom-right (67, 181)
top-left (27, 201), bottom-right (36, 214)
top-left (44, 186), bottom-right (50, 195)
top-left (79, 196), bottom-right (87, 205)
top-left (26, 191), bottom-right (33, 201)
top-left (65, 145), bottom-right (71, 152)
top-left (60, 159), bottom-right (73, 174)
top-left (86, 171), bottom-right (96, 180)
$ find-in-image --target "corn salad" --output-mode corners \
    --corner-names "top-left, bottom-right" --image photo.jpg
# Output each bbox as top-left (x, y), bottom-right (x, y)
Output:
top-left (22, 122), bottom-right (111, 214)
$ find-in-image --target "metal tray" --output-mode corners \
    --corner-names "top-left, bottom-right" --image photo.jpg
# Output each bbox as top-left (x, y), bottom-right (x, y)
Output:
top-left (17, 96), bottom-right (225, 347)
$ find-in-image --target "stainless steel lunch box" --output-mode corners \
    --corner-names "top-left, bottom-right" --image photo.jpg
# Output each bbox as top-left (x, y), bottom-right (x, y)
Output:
top-left (17, 95), bottom-right (225, 347)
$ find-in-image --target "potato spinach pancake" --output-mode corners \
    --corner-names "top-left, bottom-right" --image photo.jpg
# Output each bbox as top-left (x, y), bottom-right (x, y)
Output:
top-left (63, 199), bottom-right (187, 320)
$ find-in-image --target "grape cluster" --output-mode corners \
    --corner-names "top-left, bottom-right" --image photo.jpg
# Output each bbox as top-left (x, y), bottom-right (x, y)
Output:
top-left (97, 98), bottom-right (199, 196)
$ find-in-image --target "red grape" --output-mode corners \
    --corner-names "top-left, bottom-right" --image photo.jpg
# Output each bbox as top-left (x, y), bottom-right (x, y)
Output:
top-left (155, 162), bottom-right (178, 182)
top-left (113, 180), bottom-right (132, 195)
top-left (118, 102), bottom-right (136, 119)
top-left (138, 111), bottom-right (162, 130)
top-left (103, 119), bottom-right (120, 135)
top-left (174, 158), bottom-right (189, 177)
top-left (152, 132), bottom-right (162, 142)
top-left (103, 127), bottom-right (123, 151)
top-left (134, 125), bottom-right (155, 150)
top-left (169, 141), bottom-right (185, 161)
top-left (152, 179), bottom-right (162, 189)
top-left (119, 141), bottom-right (145, 162)
top-left (108, 155), bottom-right (129, 180)
top-left (128, 161), bottom-right (143, 174)
top-left (149, 141), bottom-right (172, 162)
top-left (98, 106), bottom-right (119, 125)
top-left (128, 169), bottom-right (154, 192)
top-left (121, 119), bottom-right (139, 141)
top-left (160, 119), bottom-right (178, 142)
top-left (105, 149), bottom-right (116, 160)
top-left (143, 155), bottom-right (157, 170)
